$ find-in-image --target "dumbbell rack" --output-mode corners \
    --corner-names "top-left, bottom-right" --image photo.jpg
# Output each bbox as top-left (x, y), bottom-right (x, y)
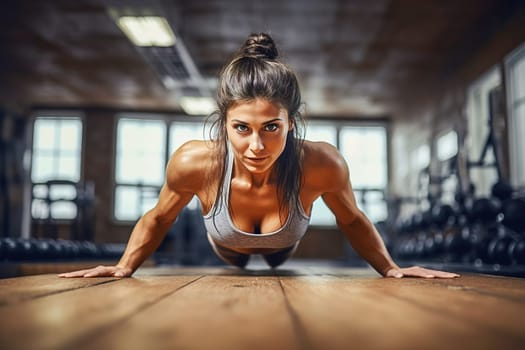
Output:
top-left (0, 238), bottom-right (127, 278)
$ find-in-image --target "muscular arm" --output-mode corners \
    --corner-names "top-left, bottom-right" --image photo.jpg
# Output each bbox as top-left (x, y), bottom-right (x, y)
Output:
top-left (59, 141), bottom-right (209, 278)
top-left (306, 142), bottom-right (459, 278)
top-left (317, 152), bottom-right (399, 276)
top-left (115, 183), bottom-right (193, 274)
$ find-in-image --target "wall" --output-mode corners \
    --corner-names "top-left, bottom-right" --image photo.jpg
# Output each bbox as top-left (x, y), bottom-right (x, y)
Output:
top-left (390, 8), bottom-right (525, 211)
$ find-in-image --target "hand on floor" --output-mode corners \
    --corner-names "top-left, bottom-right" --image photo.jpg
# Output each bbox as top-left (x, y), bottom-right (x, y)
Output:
top-left (385, 266), bottom-right (460, 279)
top-left (58, 265), bottom-right (133, 278)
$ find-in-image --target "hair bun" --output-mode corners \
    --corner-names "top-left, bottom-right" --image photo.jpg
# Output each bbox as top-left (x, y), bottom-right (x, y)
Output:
top-left (241, 33), bottom-right (278, 59)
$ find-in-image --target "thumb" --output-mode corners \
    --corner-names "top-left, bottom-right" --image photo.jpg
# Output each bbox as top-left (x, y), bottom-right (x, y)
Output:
top-left (386, 269), bottom-right (404, 278)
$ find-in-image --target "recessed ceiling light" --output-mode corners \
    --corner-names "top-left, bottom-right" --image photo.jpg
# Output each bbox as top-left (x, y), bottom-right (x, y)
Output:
top-left (179, 96), bottom-right (217, 116)
top-left (117, 16), bottom-right (176, 47)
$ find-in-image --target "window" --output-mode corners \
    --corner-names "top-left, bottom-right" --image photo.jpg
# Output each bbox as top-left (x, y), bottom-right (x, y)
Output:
top-left (31, 115), bottom-right (83, 219)
top-left (412, 144), bottom-right (431, 208)
top-left (465, 67), bottom-right (501, 197)
top-left (169, 121), bottom-right (206, 154)
top-left (114, 117), bottom-right (208, 221)
top-left (114, 118), bottom-right (166, 221)
top-left (305, 121), bottom-right (389, 225)
top-left (305, 122), bottom-right (338, 226)
top-left (436, 130), bottom-right (458, 162)
top-left (340, 126), bottom-right (388, 222)
top-left (113, 117), bottom-right (389, 224)
top-left (505, 42), bottom-right (525, 189)
top-left (436, 130), bottom-right (459, 205)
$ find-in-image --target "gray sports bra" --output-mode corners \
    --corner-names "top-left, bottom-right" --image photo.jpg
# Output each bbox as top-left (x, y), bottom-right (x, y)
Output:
top-left (203, 146), bottom-right (310, 249)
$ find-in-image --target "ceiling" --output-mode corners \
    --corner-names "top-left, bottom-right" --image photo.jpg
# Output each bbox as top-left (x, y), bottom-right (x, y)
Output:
top-left (0, 0), bottom-right (521, 118)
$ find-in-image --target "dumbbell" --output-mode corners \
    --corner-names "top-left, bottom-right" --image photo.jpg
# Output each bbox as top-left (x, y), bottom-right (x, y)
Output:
top-left (487, 235), bottom-right (516, 265)
top-left (444, 225), bottom-right (472, 261)
top-left (509, 237), bottom-right (525, 265)
top-left (501, 198), bottom-right (525, 233)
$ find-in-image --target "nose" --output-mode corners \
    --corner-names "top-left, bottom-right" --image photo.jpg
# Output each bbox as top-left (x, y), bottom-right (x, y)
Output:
top-left (249, 132), bottom-right (264, 153)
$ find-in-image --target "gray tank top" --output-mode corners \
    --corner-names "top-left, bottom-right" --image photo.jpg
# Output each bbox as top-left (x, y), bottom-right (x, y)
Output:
top-left (203, 146), bottom-right (310, 249)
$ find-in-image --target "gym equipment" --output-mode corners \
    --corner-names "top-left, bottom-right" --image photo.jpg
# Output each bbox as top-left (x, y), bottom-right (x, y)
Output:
top-left (0, 237), bottom-right (125, 262)
top-left (501, 198), bottom-right (525, 233)
top-left (509, 238), bottom-right (525, 264)
top-left (31, 180), bottom-right (96, 241)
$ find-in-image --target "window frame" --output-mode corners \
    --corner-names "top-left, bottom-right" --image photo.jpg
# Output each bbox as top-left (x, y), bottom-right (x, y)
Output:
top-left (28, 110), bottom-right (86, 222)
top-left (504, 42), bottom-right (525, 190)
top-left (112, 114), bottom-right (390, 226)
top-left (305, 117), bottom-right (391, 227)
top-left (112, 113), bottom-right (207, 223)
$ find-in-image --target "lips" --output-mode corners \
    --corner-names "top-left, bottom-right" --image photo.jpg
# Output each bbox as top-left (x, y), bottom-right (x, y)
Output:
top-left (246, 156), bottom-right (268, 162)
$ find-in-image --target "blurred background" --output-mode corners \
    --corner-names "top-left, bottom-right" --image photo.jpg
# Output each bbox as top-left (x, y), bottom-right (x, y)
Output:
top-left (1, 0), bottom-right (525, 277)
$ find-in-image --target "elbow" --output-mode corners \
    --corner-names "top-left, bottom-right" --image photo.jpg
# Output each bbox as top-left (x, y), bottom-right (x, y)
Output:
top-left (336, 210), bottom-right (365, 230)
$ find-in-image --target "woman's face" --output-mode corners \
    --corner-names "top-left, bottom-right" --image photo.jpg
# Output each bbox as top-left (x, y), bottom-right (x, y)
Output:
top-left (226, 98), bottom-right (293, 175)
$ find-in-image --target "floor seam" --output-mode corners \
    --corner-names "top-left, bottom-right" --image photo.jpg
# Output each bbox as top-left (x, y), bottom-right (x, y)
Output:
top-left (59, 275), bottom-right (206, 350)
top-left (277, 276), bottom-right (315, 350)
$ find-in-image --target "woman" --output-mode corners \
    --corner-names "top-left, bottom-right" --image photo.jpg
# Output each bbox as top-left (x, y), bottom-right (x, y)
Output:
top-left (60, 33), bottom-right (458, 279)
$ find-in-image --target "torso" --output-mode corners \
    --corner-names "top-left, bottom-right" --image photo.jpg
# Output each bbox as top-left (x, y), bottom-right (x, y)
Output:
top-left (174, 140), bottom-right (345, 254)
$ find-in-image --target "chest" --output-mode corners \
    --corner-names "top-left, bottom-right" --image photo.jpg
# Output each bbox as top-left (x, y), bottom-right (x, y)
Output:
top-left (228, 182), bottom-right (288, 234)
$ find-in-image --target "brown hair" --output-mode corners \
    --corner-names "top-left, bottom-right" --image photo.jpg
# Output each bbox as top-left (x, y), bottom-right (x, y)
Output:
top-left (207, 33), bottom-right (305, 218)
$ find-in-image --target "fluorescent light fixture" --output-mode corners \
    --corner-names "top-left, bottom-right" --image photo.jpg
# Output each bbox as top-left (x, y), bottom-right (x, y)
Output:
top-left (162, 76), bottom-right (177, 90)
top-left (179, 96), bottom-right (217, 116)
top-left (117, 16), bottom-right (176, 47)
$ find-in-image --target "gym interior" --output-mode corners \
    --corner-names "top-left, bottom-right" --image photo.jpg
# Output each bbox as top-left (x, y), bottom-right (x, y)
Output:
top-left (1, 1), bottom-right (525, 350)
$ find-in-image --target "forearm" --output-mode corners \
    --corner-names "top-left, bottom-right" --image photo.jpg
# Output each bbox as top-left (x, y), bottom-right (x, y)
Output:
top-left (339, 213), bottom-right (399, 276)
top-left (117, 212), bottom-right (173, 273)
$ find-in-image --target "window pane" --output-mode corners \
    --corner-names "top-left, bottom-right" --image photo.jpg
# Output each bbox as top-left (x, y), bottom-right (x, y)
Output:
top-left (32, 153), bottom-right (55, 182)
top-left (305, 122), bottom-right (337, 146)
top-left (59, 120), bottom-right (82, 151)
top-left (310, 199), bottom-right (337, 226)
top-left (118, 121), bottom-right (143, 152)
top-left (31, 116), bottom-right (83, 220)
top-left (304, 123), bottom-right (338, 226)
top-left (115, 186), bottom-right (140, 221)
top-left (115, 118), bottom-right (166, 221)
top-left (32, 117), bottom-right (82, 182)
top-left (170, 121), bottom-right (205, 154)
top-left (437, 130), bottom-right (458, 161)
top-left (114, 185), bottom-right (159, 221)
top-left (116, 118), bottom-right (166, 186)
top-left (511, 103), bottom-right (525, 186)
top-left (339, 126), bottom-right (387, 223)
top-left (360, 190), bottom-right (387, 222)
top-left (57, 156), bottom-right (80, 181)
top-left (512, 57), bottom-right (525, 101)
top-left (340, 126), bottom-right (387, 189)
top-left (33, 120), bottom-right (57, 150)
top-left (507, 43), bottom-right (525, 188)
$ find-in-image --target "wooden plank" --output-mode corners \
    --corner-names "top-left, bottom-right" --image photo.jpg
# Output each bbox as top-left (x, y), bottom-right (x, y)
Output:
top-left (80, 275), bottom-right (303, 350)
top-left (332, 275), bottom-right (525, 335)
top-left (0, 274), bottom-right (119, 306)
top-left (333, 273), bottom-right (525, 301)
top-left (0, 275), bottom-right (201, 350)
top-left (280, 275), bottom-right (525, 350)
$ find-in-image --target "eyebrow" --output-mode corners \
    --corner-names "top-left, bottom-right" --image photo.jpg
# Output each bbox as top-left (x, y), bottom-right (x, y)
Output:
top-left (231, 118), bottom-right (284, 125)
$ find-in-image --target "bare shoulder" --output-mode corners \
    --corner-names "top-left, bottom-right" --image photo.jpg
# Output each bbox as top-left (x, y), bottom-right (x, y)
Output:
top-left (166, 140), bottom-right (218, 193)
top-left (302, 140), bottom-right (350, 191)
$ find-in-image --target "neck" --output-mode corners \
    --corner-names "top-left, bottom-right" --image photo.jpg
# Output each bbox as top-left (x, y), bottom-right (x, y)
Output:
top-left (232, 160), bottom-right (276, 189)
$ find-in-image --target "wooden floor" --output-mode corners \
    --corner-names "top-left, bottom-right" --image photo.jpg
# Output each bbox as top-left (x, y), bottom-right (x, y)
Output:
top-left (1, 261), bottom-right (525, 350)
